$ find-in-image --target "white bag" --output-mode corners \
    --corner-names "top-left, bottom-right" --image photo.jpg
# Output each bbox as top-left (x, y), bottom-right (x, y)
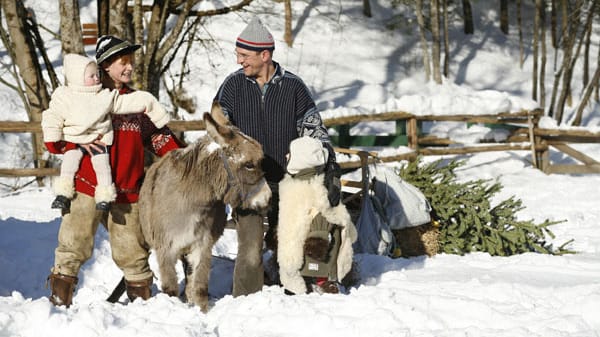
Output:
top-left (370, 166), bottom-right (431, 230)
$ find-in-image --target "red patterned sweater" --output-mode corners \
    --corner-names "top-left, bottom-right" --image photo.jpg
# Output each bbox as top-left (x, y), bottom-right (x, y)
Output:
top-left (44, 86), bottom-right (183, 203)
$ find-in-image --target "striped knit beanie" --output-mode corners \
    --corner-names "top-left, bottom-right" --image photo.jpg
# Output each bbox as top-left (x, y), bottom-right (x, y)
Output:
top-left (236, 17), bottom-right (275, 52)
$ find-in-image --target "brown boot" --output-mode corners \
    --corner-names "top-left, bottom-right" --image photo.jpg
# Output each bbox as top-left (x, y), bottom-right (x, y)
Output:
top-left (125, 277), bottom-right (152, 302)
top-left (48, 273), bottom-right (78, 307)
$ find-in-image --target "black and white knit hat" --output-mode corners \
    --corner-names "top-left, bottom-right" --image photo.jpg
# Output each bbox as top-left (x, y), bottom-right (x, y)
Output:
top-left (95, 35), bottom-right (141, 64)
top-left (236, 17), bottom-right (275, 52)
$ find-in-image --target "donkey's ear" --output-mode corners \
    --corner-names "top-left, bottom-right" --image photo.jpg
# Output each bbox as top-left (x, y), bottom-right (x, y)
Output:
top-left (210, 101), bottom-right (231, 126)
top-left (204, 112), bottom-right (234, 146)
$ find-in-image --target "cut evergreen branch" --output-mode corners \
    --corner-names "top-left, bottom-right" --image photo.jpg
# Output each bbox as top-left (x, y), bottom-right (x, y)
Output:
top-left (397, 157), bottom-right (574, 256)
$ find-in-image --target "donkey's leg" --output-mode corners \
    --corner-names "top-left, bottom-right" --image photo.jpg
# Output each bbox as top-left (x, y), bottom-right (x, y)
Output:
top-left (184, 240), bottom-right (213, 312)
top-left (155, 248), bottom-right (179, 297)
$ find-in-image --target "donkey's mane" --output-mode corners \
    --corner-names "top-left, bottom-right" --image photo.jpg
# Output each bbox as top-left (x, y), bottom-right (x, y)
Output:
top-left (174, 137), bottom-right (228, 189)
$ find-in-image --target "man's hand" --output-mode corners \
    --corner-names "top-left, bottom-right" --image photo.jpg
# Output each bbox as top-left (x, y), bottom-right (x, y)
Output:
top-left (324, 161), bottom-right (341, 207)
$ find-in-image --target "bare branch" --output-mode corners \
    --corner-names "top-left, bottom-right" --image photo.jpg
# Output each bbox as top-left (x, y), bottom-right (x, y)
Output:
top-left (129, 0), bottom-right (254, 17)
top-left (155, 0), bottom-right (199, 67)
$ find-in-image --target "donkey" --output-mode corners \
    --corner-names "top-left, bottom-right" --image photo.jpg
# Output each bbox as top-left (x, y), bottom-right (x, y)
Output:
top-left (138, 102), bottom-right (271, 312)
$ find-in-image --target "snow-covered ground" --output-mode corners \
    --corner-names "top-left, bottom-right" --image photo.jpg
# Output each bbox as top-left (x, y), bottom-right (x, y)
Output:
top-left (1, 0), bottom-right (599, 336)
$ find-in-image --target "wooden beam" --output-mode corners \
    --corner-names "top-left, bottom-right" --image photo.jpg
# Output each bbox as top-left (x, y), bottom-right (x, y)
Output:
top-left (341, 179), bottom-right (363, 189)
top-left (167, 120), bottom-right (205, 132)
top-left (378, 152), bottom-right (418, 163)
top-left (82, 23), bottom-right (98, 45)
top-left (550, 143), bottom-right (600, 165)
top-left (546, 164), bottom-right (600, 174)
top-left (323, 110), bottom-right (539, 127)
top-left (0, 167), bottom-right (59, 177)
top-left (0, 121), bottom-right (41, 133)
top-left (334, 147), bottom-right (378, 157)
top-left (417, 135), bottom-right (456, 145)
top-left (324, 111), bottom-right (413, 127)
top-left (0, 120), bottom-right (206, 133)
top-left (535, 128), bottom-right (600, 137)
top-left (416, 110), bottom-right (535, 123)
top-left (418, 143), bottom-right (535, 156)
top-left (337, 152), bottom-right (416, 170)
top-left (543, 135), bottom-right (600, 143)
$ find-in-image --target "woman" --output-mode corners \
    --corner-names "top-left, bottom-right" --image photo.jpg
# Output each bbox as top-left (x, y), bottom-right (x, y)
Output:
top-left (45, 36), bottom-right (183, 307)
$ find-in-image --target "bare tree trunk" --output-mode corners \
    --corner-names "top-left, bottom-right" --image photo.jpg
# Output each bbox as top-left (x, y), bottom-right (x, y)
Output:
top-left (582, 19), bottom-right (590, 87)
top-left (572, 61), bottom-right (600, 126)
top-left (105, 0), bottom-right (138, 89)
top-left (547, 62), bottom-right (563, 118)
top-left (0, 7), bottom-right (29, 113)
top-left (28, 10), bottom-right (59, 90)
top-left (500, 0), bottom-right (509, 34)
top-left (442, 0), bottom-right (449, 78)
top-left (539, 0), bottom-right (547, 108)
top-left (555, 0), bottom-right (585, 124)
top-left (59, 0), bottom-right (84, 55)
top-left (363, 0), bottom-right (372, 17)
top-left (517, 0), bottom-right (524, 68)
top-left (560, 0), bottom-right (568, 36)
top-left (462, 0), bottom-right (473, 34)
top-left (582, 0), bottom-right (597, 87)
top-left (550, 0), bottom-right (559, 74)
top-left (551, 0), bottom-right (558, 48)
top-left (141, 1), bottom-right (202, 95)
top-left (132, 0), bottom-right (144, 87)
top-left (128, 0), bottom-right (253, 95)
top-left (431, 0), bottom-right (442, 84)
top-left (554, 27), bottom-right (574, 123)
top-left (533, 0), bottom-right (540, 101)
top-left (284, 0), bottom-right (293, 47)
top-left (98, 0), bottom-right (109, 37)
top-left (596, 41), bottom-right (600, 102)
top-left (164, 17), bottom-right (200, 118)
top-left (558, 0), bottom-right (568, 73)
top-left (0, 24), bottom-right (29, 107)
top-left (1, 0), bottom-right (51, 178)
top-left (109, 0), bottom-right (132, 42)
top-left (416, 0), bottom-right (431, 82)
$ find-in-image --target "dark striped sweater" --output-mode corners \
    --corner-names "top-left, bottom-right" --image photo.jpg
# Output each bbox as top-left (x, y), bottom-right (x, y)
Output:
top-left (214, 62), bottom-right (331, 183)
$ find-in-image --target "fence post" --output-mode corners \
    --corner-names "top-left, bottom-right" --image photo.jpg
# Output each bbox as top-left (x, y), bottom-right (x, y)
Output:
top-left (407, 116), bottom-right (418, 150)
top-left (527, 112), bottom-right (538, 168)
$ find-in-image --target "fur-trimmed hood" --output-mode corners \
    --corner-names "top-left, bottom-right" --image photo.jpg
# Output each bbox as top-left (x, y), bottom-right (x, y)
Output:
top-left (277, 173), bottom-right (357, 294)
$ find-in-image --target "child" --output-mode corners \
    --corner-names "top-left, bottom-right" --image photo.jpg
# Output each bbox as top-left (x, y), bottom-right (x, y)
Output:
top-left (277, 136), bottom-right (357, 294)
top-left (42, 53), bottom-right (170, 212)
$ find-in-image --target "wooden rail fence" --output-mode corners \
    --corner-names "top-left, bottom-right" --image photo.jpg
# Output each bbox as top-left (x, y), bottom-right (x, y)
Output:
top-left (325, 109), bottom-right (600, 174)
top-left (1, 109), bottom-right (599, 177)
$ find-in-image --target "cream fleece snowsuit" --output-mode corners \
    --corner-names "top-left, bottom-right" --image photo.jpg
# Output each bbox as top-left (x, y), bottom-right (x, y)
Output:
top-left (42, 53), bottom-right (170, 204)
top-left (277, 137), bottom-right (357, 294)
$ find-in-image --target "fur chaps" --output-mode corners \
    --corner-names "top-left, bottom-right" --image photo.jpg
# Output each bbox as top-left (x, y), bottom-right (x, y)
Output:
top-left (53, 176), bottom-right (74, 198)
top-left (277, 174), bottom-right (357, 294)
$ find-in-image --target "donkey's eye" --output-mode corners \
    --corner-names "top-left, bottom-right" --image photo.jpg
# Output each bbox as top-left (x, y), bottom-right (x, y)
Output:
top-left (244, 162), bottom-right (256, 170)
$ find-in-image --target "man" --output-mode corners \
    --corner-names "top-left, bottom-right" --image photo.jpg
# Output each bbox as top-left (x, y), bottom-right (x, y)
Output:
top-left (214, 17), bottom-right (340, 297)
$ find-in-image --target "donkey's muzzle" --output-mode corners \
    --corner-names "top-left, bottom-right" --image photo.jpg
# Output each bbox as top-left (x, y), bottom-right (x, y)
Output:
top-left (246, 178), bottom-right (271, 210)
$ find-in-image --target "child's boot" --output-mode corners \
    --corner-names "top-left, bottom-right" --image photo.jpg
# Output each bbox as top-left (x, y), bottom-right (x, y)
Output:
top-left (95, 184), bottom-right (116, 211)
top-left (52, 177), bottom-right (74, 211)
